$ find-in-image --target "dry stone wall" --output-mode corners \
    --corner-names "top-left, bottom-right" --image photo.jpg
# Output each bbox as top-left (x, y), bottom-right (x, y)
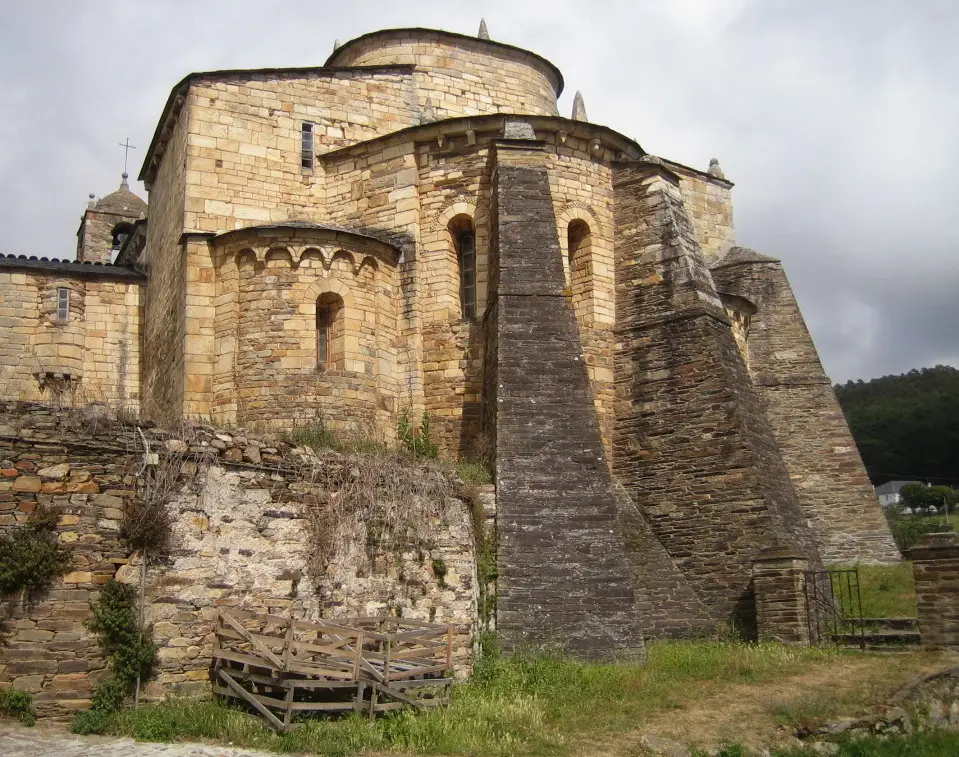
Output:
top-left (0, 402), bottom-right (478, 718)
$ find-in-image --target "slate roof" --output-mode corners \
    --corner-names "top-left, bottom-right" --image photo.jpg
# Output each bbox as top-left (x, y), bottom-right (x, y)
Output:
top-left (0, 253), bottom-right (145, 281)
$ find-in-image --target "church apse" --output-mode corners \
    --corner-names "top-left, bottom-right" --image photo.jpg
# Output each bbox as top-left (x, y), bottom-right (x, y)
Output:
top-left (209, 224), bottom-right (401, 436)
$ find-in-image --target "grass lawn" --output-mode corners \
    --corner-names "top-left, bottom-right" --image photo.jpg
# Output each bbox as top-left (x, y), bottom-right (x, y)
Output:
top-left (65, 642), bottom-right (957, 757)
top-left (854, 562), bottom-right (918, 618)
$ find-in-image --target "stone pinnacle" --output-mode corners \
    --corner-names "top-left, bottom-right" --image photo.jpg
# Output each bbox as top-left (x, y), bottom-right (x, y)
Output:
top-left (478, 18), bottom-right (490, 39)
top-left (707, 158), bottom-right (725, 179)
top-left (332, 39), bottom-right (340, 51)
top-left (571, 90), bottom-right (588, 122)
top-left (120, 172), bottom-right (130, 191)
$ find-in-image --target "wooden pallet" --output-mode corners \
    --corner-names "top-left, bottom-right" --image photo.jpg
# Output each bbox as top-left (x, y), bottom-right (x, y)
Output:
top-left (212, 609), bottom-right (453, 730)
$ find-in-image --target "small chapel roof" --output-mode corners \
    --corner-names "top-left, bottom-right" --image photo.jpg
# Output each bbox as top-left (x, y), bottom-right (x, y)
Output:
top-left (91, 173), bottom-right (147, 216)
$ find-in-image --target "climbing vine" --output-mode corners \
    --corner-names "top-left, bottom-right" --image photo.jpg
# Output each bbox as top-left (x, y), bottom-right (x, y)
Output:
top-left (86, 579), bottom-right (157, 713)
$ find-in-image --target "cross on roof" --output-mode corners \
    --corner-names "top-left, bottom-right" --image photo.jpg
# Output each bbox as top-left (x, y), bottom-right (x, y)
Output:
top-left (119, 138), bottom-right (136, 174)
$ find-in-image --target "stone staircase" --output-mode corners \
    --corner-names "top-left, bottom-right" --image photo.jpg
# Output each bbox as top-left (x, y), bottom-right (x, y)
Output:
top-left (834, 617), bottom-right (920, 650)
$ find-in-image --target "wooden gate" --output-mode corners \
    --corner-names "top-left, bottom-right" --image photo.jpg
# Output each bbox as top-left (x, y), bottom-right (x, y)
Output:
top-left (803, 568), bottom-right (865, 648)
top-left (212, 609), bottom-right (454, 731)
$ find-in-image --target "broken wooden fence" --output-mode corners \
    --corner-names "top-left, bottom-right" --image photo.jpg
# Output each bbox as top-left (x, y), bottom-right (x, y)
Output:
top-left (212, 609), bottom-right (453, 730)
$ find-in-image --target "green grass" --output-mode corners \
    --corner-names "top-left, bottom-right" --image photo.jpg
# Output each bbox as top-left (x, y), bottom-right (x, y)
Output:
top-left (72, 642), bottom-right (849, 756)
top-left (855, 562), bottom-right (918, 618)
top-left (454, 458), bottom-right (493, 487)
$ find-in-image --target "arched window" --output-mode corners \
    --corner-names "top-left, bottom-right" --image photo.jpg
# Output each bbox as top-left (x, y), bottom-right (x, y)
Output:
top-left (316, 292), bottom-right (344, 370)
top-left (111, 222), bottom-right (134, 253)
top-left (567, 220), bottom-right (591, 285)
top-left (449, 216), bottom-right (476, 320)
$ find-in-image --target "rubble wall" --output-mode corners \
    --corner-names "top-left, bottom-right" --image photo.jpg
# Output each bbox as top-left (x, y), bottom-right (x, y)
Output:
top-left (0, 402), bottom-right (477, 717)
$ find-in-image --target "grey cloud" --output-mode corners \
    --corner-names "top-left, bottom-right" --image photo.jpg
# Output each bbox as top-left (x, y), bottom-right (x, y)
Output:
top-left (0, 0), bottom-right (955, 382)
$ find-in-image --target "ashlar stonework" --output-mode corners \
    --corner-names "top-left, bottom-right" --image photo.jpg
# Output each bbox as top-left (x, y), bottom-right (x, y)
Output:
top-left (0, 22), bottom-right (898, 669)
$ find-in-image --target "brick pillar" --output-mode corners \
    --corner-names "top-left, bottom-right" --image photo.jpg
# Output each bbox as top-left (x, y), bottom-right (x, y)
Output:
top-left (912, 532), bottom-right (959, 651)
top-left (752, 548), bottom-right (810, 645)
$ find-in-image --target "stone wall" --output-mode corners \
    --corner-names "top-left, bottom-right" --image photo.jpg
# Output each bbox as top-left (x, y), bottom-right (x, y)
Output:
top-left (0, 402), bottom-right (478, 717)
top-left (611, 161), bottom-right (819, 633)
top-left (327, 29), bottom-right (561, 120)
top-left (710, 252), bottom-right (899, 565)
top-left (912, 532), bottom-right (959, 652)
top-left (669, 163), bottom-right (735, 260)
top-left (0, 260), bottom-right (143, 410)
top-left (207, 226), bottom-right (401, 435)
top-left (142, 103), bottom-right (190, 422)
top-left (487, 134), bottom-right (644, 659)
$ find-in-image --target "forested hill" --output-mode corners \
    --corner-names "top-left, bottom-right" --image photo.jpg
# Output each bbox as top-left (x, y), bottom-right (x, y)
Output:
top-left (834, 365), bottom-right (959, 487)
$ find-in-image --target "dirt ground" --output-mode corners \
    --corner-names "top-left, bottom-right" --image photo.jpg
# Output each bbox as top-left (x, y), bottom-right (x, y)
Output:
top-left (585, 651), bottom-right (959, 756)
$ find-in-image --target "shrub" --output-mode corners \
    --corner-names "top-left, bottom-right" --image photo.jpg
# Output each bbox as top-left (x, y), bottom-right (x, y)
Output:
top-left (0, 506), bottom-right (71, 597)
top-left (885, 506), bottom-right (953, 553)
top-left (86, 579), bottom-right (157, 712)
top-left (0, 687), bottom-right (35, 726)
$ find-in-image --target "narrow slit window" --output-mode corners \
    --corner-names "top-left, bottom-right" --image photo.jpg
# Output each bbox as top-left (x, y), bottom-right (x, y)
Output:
top-left (458, 230), bottom-right (476, 320)
top-left (56, 288), bottom-right (70, 323)
top-left (301, 123), bottom-right (314, 170)
top-left (316, 307), bottom-right (329, 367)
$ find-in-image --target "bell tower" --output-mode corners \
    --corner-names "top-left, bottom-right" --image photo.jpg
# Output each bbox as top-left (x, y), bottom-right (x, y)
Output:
top-left (76, 172), bottom-right (147, 264)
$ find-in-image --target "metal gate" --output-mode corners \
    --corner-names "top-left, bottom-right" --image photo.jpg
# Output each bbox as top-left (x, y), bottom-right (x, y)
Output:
top-left (803, 568), bottom-right (865, 648)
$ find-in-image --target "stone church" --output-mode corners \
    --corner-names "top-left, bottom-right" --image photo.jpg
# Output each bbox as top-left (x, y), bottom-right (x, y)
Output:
top-left (0, 23), bottom-right (898, 655)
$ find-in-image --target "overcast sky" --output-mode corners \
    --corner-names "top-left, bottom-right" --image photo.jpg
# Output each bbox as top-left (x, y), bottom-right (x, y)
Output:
top-left (0, 0), bottom-right (955, 383)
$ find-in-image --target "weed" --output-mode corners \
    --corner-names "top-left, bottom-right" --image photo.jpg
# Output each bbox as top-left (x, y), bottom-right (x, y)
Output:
top-left (70, 708), bottom-right (111, 735)
top-left (431, 557), bottom-right (448, 587)
top-left (0, 687), bottom-right (35, 726)
top-left (0, 505), bottom-right (71, 597)
top-left (455, 458), bottom-right (492, 487)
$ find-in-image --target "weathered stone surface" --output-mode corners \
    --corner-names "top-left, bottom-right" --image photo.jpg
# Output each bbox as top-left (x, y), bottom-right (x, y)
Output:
top-left (37, 463), bottom-right (71, 480)
top-left (611, 162), bottom-right (820, 633)
top-left (711, 251), bottom-right (898, 565)
top-left (487, 142), bottom-right (644, 659)
top-left (0, 402), bottom-right (478, 718)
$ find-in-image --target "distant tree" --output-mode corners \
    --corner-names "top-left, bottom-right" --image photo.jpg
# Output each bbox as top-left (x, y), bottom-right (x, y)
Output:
top-left (899, 484), bottom-right (959, 513)
top-left (835, 365), bottom-right (959, 487)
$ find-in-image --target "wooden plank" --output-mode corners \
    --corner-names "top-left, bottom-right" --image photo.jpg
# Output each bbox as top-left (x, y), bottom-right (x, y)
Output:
top-left (446, 626), bottom-right (453, 671)
top-left (213, 648), bottom-right (281, 674)
top-left (215, 648), bottom-right (354, 680)
top-left (216, 626), bottom-right (357, 657)
top-left (373, 681), bottom-right (425, 710)
top-left (217, 669), bottom-right (287, 732)
top-left (213, 685), bottom-right (358, 712)
top-left (390, 645), bottom-right (448, 661)
top-left (387, 664), bottom-right (450, 680)
top-left (221, 612), bottom-right (284, 669)
top-left (353, 631), bottom-right (363, 681)
top-left (384, 638), bottom-right (392, 683)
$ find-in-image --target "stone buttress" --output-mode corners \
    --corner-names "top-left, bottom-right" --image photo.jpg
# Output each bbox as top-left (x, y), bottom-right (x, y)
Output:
top-left (484, 125), bottom-right (645, 658)
top-left (611, 160), bottom-right (821, 633)
top-left (710, 249), bottom-right (900, 565)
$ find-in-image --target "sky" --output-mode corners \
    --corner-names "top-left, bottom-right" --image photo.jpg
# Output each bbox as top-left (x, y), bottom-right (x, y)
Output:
top-left (0, 0), bottom-right (956, 383)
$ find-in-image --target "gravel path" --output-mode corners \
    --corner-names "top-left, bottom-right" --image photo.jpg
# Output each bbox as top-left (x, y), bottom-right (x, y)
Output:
top-left (0, 723), bottom-right (284, 757)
